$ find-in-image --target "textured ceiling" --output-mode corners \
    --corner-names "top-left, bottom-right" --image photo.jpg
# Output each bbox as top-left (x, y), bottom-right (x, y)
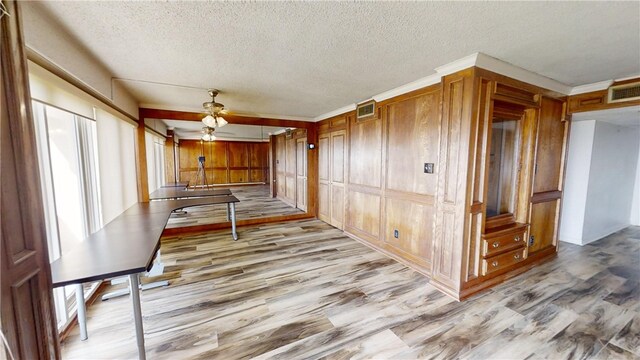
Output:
top-left (32, 1), bottom-right (640, 119)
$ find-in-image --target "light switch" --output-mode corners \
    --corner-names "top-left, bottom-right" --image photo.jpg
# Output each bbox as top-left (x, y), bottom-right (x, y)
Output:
top-left (424, 163), bottom-right (434, 174)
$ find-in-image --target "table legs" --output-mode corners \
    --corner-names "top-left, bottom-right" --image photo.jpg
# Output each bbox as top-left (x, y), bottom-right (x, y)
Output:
top-left (226, 203), bottom-right (231, 221)
top-left (75, 284), bottom-right (88, 341)
top-left (129, 273), bottom-right (146, 360)
top-left (230, 202), bottom-right (238, 240)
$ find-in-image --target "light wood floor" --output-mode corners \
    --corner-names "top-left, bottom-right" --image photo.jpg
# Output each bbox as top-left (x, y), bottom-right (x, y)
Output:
top-left (165, 185), bottom-right (304, 229)
top-left (61, 221), bottom-right (640, 359)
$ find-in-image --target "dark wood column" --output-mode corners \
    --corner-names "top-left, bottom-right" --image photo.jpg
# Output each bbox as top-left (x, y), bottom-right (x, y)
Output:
top-left (1, 0), bottom-right (60, 358)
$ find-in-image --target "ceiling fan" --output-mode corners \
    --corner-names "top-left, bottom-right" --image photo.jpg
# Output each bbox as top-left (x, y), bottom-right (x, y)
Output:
top-left (201, 89), bottom-right (228, 129)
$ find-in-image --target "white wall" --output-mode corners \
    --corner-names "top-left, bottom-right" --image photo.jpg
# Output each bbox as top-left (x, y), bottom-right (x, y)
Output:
top-left (21, 1), bottom-right (139, 119)
top-left (630, 140), bottom-right (640, 226)
top-left (559, 120), bottom-right (596, 245)
top-left (560, 120), bottom-right (640, 245)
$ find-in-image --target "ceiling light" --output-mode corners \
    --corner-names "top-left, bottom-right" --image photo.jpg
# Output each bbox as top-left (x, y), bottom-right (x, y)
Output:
top-left (201, 126), bottom-right (216, 142)
top-left (202, 89), bottom-right (228, 128)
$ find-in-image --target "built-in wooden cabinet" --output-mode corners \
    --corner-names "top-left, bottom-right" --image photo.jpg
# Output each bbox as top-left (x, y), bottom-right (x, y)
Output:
top-left (432, 68), bottom-right (569, 299)
top-left (319, 118), bottom-right (347, 229)
top-left (317, 67), bottom-right (569, 300)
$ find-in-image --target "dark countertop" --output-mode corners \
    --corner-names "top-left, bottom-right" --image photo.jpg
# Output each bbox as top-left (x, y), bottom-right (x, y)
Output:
top-left (149, 188), bottom-right (231, 201)
top-left (50, 196), bottom-right (239, 287)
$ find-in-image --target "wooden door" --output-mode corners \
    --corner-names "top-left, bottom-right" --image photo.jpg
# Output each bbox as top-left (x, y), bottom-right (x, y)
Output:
top-left (528, 97), bottom-right (567, 254)
top-left (296, 138), bottom-right (307, 211)
top-left (329, 131), bottom-right (346, 229)
top-left (275, 135), bottom-right (286, 200)
top-left (284, 136), bottom-right (297, 205)
top-left (318, 134), bottom-right (331, 223)
top-left (1, 0), bottom-right (60, 358)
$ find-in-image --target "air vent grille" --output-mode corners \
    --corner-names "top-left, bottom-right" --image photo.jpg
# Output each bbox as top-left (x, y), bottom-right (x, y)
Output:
top-left (357, 100), bottom-right (376, 120)
top-left (608, 82), bottom-right (640, 103)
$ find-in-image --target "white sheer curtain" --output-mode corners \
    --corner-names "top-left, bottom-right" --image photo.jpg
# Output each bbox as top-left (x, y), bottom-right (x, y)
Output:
top-left (96, 109), bottom-right (138, 225)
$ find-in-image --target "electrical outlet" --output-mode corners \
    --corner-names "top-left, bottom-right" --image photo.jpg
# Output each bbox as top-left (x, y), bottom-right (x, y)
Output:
top-left (424, 163), bottom-right (434, 174)
top-left (394, 229), bottom-right (399, 239)
top-left (529, 235), bottom-right (535, 246)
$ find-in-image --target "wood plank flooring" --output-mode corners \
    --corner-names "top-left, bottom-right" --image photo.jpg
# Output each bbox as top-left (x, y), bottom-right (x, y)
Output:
top-left (61, 222), bottom-right (640, 359)
top-left (165, 185), bottom-right (304, 229)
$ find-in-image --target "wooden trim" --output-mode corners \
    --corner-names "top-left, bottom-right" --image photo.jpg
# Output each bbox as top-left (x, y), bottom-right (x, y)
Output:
top-left (136, 110), bottom-right (150, 202)
top-left (139, 108), bottom-right (315, 129)
top-left (531, 190), bottom-right (562, 204)
top-left (567, 79), bottom-right (640, 114)
top-left (344, 231), bottom-right (432, 277)
top-left (458, 247), bottom-right (556, 300)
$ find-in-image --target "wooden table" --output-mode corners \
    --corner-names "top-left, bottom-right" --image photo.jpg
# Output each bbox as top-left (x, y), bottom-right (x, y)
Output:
top-left (50, 196), bottom-right (239, 359)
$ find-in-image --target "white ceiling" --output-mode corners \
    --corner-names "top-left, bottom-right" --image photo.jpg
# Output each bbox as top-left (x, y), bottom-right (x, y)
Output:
top-left (32, 2), bottom-right (640, 119)
top-left (572, 105), bottom-right (640, 127)
top-left (161, 120), bottom-right (288, 141)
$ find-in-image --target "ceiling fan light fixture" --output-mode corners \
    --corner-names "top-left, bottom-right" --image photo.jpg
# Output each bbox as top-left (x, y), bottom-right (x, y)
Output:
top-left (201, 89), bottom-right (229, 129)
top-left (202, 114), bottom-right (216, 128)
top-left (216, 116), bottom-right (228, 127)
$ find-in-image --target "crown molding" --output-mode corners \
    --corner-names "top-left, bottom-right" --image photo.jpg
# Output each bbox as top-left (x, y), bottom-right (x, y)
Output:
top-left (434, 53), bottom-right (480, 75)
top-left (473, 53), bottom-right (572, 95)
top-left (372, 73), bottom-right (441, 103)
top-left (314, 103), bottom-right (357, 122)
top-left (568, 80), bottom-right (614, 96)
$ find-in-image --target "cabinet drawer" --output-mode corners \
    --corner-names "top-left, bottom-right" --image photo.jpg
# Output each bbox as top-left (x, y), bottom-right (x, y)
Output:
top-left (482, 247), bottom-right (527, 276)
top-left (482, 230), bottom-right (526, 257)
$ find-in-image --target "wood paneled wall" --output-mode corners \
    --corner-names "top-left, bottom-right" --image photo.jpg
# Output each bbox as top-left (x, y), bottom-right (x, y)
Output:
top-left (177, 140), bottom-right (269, 186)
top-left (320, 85), bottom-right (442, 275)
top-left (317, 67), bottom-right (571, 300)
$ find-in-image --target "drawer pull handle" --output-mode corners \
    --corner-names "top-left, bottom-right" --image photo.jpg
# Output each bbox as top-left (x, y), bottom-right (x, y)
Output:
top-left (492, 261), bottom-right (499, 267)
top-left (514, 254), bottom-right (521, 260)
top-left (492, 242), bottom-right (500, 248)
top-left (514, 236), bottom-right (521, 242)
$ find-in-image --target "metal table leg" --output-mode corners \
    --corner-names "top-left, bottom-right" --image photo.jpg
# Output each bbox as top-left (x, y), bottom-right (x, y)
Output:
top-left (226, 203), bottom-right (231, 221)
top-left (230, 202), bottom-right (238, 240)
top-left (75, 284), bottom-right (88, 340)
top-left (129, 274), bottom-right (146, 360)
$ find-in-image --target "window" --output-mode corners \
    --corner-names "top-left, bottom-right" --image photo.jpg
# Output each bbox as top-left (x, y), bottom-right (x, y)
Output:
top-left (146, 131), bottom-right (166, 192)
top-left (33, 101), bottom-right (102, 330)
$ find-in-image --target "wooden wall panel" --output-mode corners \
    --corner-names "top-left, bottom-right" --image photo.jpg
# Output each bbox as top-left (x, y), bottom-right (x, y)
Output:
top-left (349, 117), bottom-right (383, 188)
top-left (318, 135), bottom-right (330, 222)
top-left (284, 137), bottom-right (297, 203)
top-left (274, 131), bottom-right (308, 209)
top-left (330, 131), bottom-right (346, 229)
top-left (432, 68), bottom-right (477, 298)
top-left (528, 199), bottom-right (560, 253)
top-left (177, 140), bottom-right (269, 185)
top-left (384, 198), bottom-right (434, 263)
top-left (533, 97), bottom-right (566, 193)
top-left (385, 90), bottom-right (440, 196)
top-left (347, 190), bottom-right (381, 239)
top-left (275, 135), bottom-right (286, 196)
top-left (296, 138), bottom-right (307, 211)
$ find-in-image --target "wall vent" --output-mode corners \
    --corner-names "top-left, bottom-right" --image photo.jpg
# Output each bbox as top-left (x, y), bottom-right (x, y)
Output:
top-left (356, 100), bottom-right (376, 120)
top-left (608, 82), bottom-right (640, 103)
